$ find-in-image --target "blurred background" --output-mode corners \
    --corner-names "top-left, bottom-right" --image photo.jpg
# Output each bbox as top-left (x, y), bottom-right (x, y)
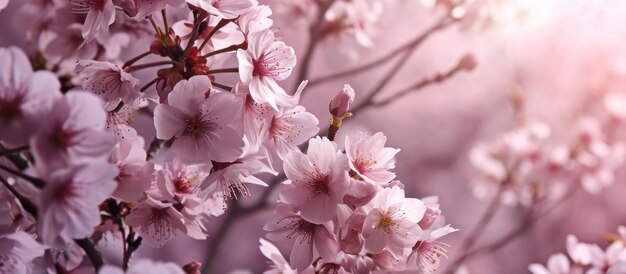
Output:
top-left (3, 0), bottom-right (626, 273)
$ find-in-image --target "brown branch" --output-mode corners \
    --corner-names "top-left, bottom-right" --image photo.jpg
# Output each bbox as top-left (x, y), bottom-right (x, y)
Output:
top-left (307, 16), bottom-right (459, 88)
top-left (292, 0), bottom-right (336, 91)
top-left (75, 238), bottom-right (105, 271)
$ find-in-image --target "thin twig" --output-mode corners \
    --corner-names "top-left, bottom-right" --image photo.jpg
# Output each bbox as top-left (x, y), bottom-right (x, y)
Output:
top-left (123, 51), bottom-right (152, 68)
top-left (141, 78), bottom-right (159, 92)
top-left (125, 61), bottom-right (176, 73)
top-left (307, 16), bottom-right (459, 88)
top-left (206, 67), bottom-right (238, 74)
top-left (211, 82), bottom-right (233, 92)
top-left (0, 163), bottom-right (45, 188)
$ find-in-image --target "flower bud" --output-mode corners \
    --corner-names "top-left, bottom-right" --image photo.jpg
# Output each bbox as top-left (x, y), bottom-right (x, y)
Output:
top-left (329, 84), bottom-right (355, 118)
top-left (458, 53), bottom-right (477, 71)
top-left (183, 261), bottom-right (201, 274)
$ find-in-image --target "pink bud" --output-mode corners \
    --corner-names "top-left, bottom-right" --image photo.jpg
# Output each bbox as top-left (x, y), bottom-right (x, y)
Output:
top-left (329, 84), bottom-right (355, 117)
top-left (459, 53), bottom-right (478, 71)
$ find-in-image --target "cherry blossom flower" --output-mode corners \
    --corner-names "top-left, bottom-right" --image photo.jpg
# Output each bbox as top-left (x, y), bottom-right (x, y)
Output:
top-left (0, 232), bottom-right (45, 274)
top-left (125, 196), bottom-right (187, 247)
top-left (587, 241), bottom-right (626, 274)
top-left (154, 75), bottom-right (244, 163)
top-left (154, 158), bottom-right (210, 199)
top-left (237, 29), bottom-right (297, 110)
top-left (75, 59), bottom-right (141, 107)
top-left (202, 151), bottom-right (273, 200)
top-left (280, 136), bottom-right (349, 224)
top-left (70, 0), bottom-right (116, 42)
top-left (31, 91), bottom-right (115, 170)
top-left (109, 137), bottom-right (154, 202)
top-left (407, 225), bottom-right (458, 272)
top-left (263, 104), bottom-right (319, 159)
top-left (361, 186), bottom-right (426, 258)
top-left (186, 0), bottom-right (257, 19)
top-left (99, 258), bottom-right (185, 274)
top-left (0, 46), bottom-right (62, 147)
top-left (259, 238), bottom-right (298, 274)
top-left (346, 132), bottom-right (400, 185)
top-left (36, 162), bottom-right (118, 247)
top-left (264, 203), bottom-right (338, 271)
top-left (528, 253), bottom-right (572, 274)
top-left (0, 0), bottom-right (7, 12)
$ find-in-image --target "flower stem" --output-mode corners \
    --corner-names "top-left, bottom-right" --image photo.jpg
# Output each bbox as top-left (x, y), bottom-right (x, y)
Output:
top-left (206, 67), bottom-right (238, 74)
top-left (161, 9), bottom-right (169, 36)
top-left (123, 51), bottom-right (152, 68)
top-left (211, 81), bottom-right (233, 91)
top-left (125, 61), bottom-right (176, 73)
top-left (0, 163), bottom-right (45, 188)
top-left (202, 43), bottom-right (246, 58)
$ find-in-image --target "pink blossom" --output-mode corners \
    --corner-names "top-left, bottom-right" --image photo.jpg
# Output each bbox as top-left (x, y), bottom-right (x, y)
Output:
top-left (361, 186), bottom-right (426, 258)
top-left (264, 203), bottom-right (338, 271)
top-left (259, 238), bottom-right (298, 274)
top-left (153, 158), bottom-right (210, 199)
top-left (0, 232), bottom-right (45, 274)
top-left (75, 59), bottom-right (141, 107)
top-left (528, 253), bottom-right (572, 274)
top-left (109, 137), bottom-right (154, 202)
top-left (280, 136), bottom-right (350, 224)
top-left (202, 152), bottom-right (273, 200)
top-left (0, 0), bottom-right (7, 11)
top-left (237, 5), bottom-right (273, 35)
top-left (587, 241), bottom-right (626, 274)
top-left (31, 91), bottom-right (115, 170)
top-left (0, 46), bottom-right (62, 147)
top-left (346, 132), bottom-right (400, 185)
top-left (237, 29), bottom-right (297, 110)
top-left (99, 258), bottom-right (185, 274)
top-left (280, 137), bottom-right (350, 224)
top-left (154, 75), bottom-right (244, 163)
top-left (36, 162), bottom-right (118, 247)
top-left (407, 225), bottom-right (458, 272)
top-left (263, 103), bottom-right (319, 159)
top-left (329, 84), bottom-right (355, 118)
top-left (124, 196), bottom-right (187, 247)
top-left (70, 0), bottom-right (116, 42)
top-left (186, 0), bottom-right (257, 19)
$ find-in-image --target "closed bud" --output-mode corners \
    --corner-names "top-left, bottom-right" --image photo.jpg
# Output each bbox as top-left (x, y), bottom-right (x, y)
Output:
top-left (183, 261), bottom-right (201, 274)
top-left (329, 84), bottom-right (355, 118)
top-left (458, 53), bottom-right (478, 71)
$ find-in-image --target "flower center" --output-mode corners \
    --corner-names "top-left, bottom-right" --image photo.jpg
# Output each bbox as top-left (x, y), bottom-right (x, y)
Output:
top-left (185, 119), bottom-right (202, 135)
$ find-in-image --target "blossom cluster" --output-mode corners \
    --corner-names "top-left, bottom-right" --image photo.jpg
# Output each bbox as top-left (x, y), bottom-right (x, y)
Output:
top-left (469, 91), bottom-right (626, 206)
top-left (0, 0), bottom-right (457, 273)
top-left (529, 226), bottom-right (626, 274)
top-left (261, 132), bottom-right (457, 273)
